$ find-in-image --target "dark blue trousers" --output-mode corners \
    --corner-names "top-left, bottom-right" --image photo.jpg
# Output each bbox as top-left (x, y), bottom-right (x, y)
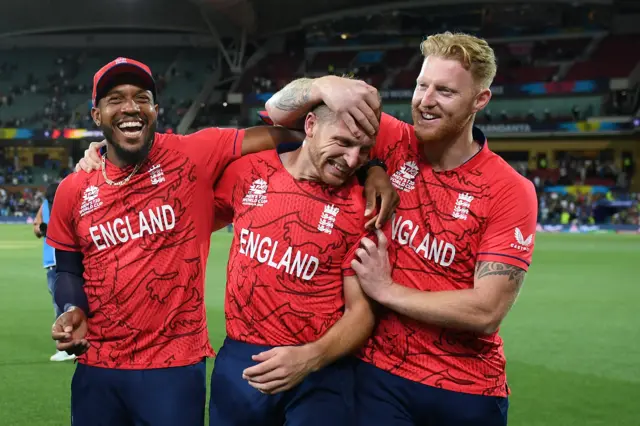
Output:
top-left (355, 360), bottom-right (509, 426)
top-left (209, 337), bottom-right (355, 426)
top-left (71, 360), bottom-right (206, 426)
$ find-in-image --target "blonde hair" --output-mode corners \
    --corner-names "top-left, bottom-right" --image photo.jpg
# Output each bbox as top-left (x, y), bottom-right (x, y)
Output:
top-left (420, 32), bottom-right (497, 89)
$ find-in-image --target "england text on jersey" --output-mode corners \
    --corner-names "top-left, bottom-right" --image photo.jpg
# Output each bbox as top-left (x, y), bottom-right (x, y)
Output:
top-left (90, 205), bottom-right (175, 250)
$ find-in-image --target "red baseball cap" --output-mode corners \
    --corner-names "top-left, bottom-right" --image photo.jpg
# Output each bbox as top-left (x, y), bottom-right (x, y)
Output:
top-left (92, 57), bottom-right (156, 106)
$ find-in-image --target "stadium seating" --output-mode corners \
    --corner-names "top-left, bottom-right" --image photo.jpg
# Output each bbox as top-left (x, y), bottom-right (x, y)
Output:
top-left (0, 47), bottom-right (217, 129)
top-left (565, 35), bottom-right (640, 80)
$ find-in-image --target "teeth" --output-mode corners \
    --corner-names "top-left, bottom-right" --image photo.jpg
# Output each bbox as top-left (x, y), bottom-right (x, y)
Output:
top-left (331, 162), bottom-right (347, 172)
top-left (422, 113), bottom-right (437, 120)
top-left (118, 122), bottom-right (143, 129)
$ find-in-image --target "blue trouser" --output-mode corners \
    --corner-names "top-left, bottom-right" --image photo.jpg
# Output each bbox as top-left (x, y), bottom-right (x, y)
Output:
top-left (46, 266), bottom-right (62, 319)
top-left (71, 361), bottom-right (206, 426)
top-left (355, 359), bottom-right (509, 426)
top-left (209, 337), bottom-right (356, 426)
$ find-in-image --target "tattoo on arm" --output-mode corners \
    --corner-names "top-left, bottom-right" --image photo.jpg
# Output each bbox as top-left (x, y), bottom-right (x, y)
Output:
top-left (475, 261), bottom-right (526, 289)
top-left (272, 78), bottom-right (313, 111)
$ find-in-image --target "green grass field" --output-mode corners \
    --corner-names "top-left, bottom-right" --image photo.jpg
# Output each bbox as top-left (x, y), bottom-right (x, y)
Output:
top-left (1, 225), bottom-right (639, 425)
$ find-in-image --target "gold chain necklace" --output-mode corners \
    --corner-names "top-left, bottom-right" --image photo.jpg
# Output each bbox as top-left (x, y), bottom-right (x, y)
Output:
top-left (101, 153), bottom-right (142, 187)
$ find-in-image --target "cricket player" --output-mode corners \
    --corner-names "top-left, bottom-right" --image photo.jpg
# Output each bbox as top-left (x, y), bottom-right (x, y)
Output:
top-left (208, 102), bottom-right (379, 425)
top-left (33, 182), bottom-right (74, 361)
top-left (53, 58), bottom-right (397, 426)
top-left (265, 32), bottom-right (538, 426)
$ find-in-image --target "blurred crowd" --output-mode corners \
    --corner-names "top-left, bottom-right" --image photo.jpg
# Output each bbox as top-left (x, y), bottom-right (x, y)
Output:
top-left (1, 153), bottom-right (638, 226)
top-left (0, 153), bottom-right (70, 216)
top-left (0, 54), bottom-right (189, 130)
top-left (537, 191), bottom-right (639, 226)
top-left (513, 157), bottom-right (639, 226)
top-left (0, 187), bottom-right (44, 217)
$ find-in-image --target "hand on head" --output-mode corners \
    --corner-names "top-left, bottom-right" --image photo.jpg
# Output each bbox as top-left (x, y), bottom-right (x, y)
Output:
top-left (315, 76), bottom-right (381, 139)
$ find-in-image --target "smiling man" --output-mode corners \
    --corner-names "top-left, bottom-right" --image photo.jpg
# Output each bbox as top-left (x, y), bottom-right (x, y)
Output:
top-left (265, 32), bottom-right (538, 426)
top-left (209, 102), bottom-right (378, 426)
top-left (45, 57), bottom-right (323, 426)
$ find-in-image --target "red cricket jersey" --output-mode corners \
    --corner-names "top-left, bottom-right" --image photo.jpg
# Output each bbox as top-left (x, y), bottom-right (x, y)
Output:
top-left (359, 113), bottom-right (538, 397)
top-left (214, 149), bottom-right (366, 346)
top-left (46, 127), bottom-right (244, 369)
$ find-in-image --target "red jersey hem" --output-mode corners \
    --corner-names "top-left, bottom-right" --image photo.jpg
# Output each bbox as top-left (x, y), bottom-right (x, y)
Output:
top-left (342, 267), bottom-right (356, 276)
top-left (477, 252), bottom-right (530, 270)
top-left (356, 356), bottom-right (509, 398)
top-left (77, 351), bottom-right (216, 370)
top-left (46, 236), bottom-right (80, 252)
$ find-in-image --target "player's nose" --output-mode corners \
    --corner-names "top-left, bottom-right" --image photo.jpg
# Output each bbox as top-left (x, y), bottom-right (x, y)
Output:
top-left (344, 147), bottom-right (361, 169)
top-left (420, 86), bottom-right (437, 107)
top-left (120, 98), bottom-right (141, 113)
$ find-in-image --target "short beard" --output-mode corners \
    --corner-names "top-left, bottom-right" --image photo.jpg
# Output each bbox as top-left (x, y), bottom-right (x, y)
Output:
top-left (412, 109), bottom-right (470, 145)
top-left (102, 120), bottom-right (156, 166)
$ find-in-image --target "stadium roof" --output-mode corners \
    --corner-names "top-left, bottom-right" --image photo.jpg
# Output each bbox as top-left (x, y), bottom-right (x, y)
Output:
top-left (0, 0), bottom-right (619, 40)
top-left (0, 0), bottom-right (390, 39)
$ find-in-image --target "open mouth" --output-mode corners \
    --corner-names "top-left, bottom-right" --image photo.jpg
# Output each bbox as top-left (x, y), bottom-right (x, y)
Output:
top-left (327, 159), bottom-right (350, 177)
top-left (116, 119), bottom-right (145, 139)
top-left (421, 112), bottom-right (440, 121)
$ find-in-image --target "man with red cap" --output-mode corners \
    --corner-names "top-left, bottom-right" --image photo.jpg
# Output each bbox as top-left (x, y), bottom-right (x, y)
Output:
top-left (46, 57), bottom-right (397, 426)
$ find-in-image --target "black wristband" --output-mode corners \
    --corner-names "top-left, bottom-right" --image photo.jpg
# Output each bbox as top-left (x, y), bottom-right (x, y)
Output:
top-left (356, 158), bottom-right (388, 186)
top-left (367, 158), bottom-right (387, 172)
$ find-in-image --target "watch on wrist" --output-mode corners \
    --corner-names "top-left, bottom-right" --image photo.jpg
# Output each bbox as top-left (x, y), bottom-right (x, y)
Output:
top-left (367, 158), bottom-right (387, 172)
top-left (356, 158), bottom-right (387, 185)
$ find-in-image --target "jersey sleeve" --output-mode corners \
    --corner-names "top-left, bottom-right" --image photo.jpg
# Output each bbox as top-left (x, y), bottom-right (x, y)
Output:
top-left (46, 176), bottom-right (81, 252)
top-left (341, 220), bottom-right (393, 277)
top-left (341, 185), bottom-right (370, 276)
top-left (371, 112), bottom-right (410, 162)
top-left (341, 231), bottom-right (366, 277)
top-left (180, 127), bottom-right (246, 183)
top-left (477, 177), bottom-right (538, 271)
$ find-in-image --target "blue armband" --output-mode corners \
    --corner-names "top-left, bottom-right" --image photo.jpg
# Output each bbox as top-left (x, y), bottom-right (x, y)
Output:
top-left (54, 249), bottom-right (89, 316)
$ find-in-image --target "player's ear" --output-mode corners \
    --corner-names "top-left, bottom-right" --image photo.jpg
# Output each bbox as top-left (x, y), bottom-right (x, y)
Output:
top-left (304, 111), bottom-right (318, 139)
top-left (91, 107), bottom-right (102, 127)
top-left (472, 88), bottom-right (491, 114)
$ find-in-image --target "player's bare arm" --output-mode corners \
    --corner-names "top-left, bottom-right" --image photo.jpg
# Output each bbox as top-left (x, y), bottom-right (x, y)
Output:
top-left (242, 274), bottom-right (375, 395)
top-left (33, 204), bottom-right (44, 238)
top-left (306, 274), bottom-right (375, 364)
top-left (266, 76), bottom-right (381, 138)
top-left (363, 165), bottom-right (399, 229)
top-left (75, 126), bottom-right (306, 173)
top-left (352, 231), bottom-right (526, 335)
top-left (240, 126), bottom-right (305, 156)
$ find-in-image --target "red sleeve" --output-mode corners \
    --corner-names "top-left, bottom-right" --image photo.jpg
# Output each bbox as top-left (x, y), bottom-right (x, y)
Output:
top-left (477, 176), bottom-right (538, 271)
top-left (341, 232), bottom-right (366, 277)
top-left (371, 112), bottom-right (410, 161)
top-left (46, 176), bottom-right (81, 252)
top-left (340, 184), bottom-right (371, 276)
top-left (179, 127), bottom-right (245, 183)
top-left (341, 218), bottom-right (395, 276)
